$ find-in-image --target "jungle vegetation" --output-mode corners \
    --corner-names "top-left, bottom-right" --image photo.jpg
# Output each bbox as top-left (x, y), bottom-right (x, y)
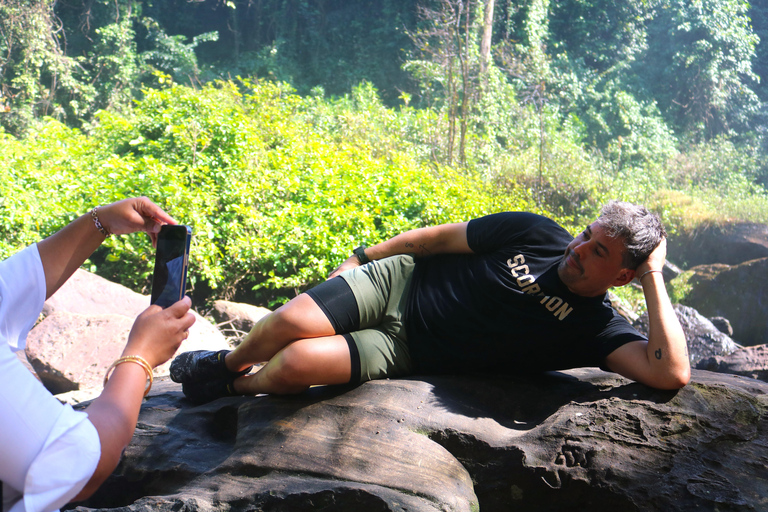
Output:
top-left (1, 0), bottom-right (766, 308)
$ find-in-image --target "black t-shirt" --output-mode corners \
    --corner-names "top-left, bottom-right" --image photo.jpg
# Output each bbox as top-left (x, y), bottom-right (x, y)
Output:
top-left (404, 212), bottom-right (645, 374)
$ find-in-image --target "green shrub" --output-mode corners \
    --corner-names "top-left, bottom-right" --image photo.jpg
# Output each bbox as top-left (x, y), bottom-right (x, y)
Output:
top-left (3, 74), bottom-right (765, 314)
top-left (666, 270), bottom-right (694, 305)
top-left (0, 79), bottom-right (538, 307)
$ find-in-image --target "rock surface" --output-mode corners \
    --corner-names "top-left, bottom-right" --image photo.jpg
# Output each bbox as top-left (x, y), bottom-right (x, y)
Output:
top-left (710, 316), bottom-right (734, 336)
top-left (633, 304), bottom-right (741, 365)
top-left (667, 222), bottom-right (768, 268)
top-left (697, 344), bottom-right (768, 382)
top-left (27, 312), bottom-right (136, 394)
top-left (681, 257), bottom-right (768, 346)
top-left (211, 299), bottom-right (271, 339)
top-left (27, 269), bottom-right (232, 397)
top-left (65, 369), bottom-right (768, 512)
top-left (42, 268), bottom-right (149, 319)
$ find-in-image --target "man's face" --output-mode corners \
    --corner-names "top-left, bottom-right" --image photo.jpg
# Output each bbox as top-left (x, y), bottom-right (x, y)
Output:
top-left (557, 221), bottom-right (634, 297)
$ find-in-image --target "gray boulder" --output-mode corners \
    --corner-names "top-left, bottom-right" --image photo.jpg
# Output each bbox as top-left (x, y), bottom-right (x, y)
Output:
top-left (633, 304), bottom-right (740, 365)
top-left (66, 369), bottom-right (768, 512)
top-left (211, 299), bottom-right (271, 340)
top-left (710, 316), bottom-right (734, 337)
top-left (27, 269), bottom-right (231, 397)
top-left (42, 268), bottom-right (149, 318)
top-left (667, 221), bottom-right (768, 268)
top-left (26, 312), bottom-right (135, 394)
top-left (681, 257), bottom-right (768, 346)
top-left (697, 344), bottom-right (768, 382)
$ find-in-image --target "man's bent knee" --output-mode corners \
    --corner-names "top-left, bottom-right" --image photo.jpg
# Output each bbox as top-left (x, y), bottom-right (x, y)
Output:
top-left (274, 338), bottom-right (351, 387)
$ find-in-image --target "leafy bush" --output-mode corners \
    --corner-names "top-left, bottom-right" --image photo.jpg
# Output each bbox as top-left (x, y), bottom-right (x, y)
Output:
top-left (665, 270), bottom-right (694, 305)
top-left (2, 73), bottom-right (766, 315)
top-left (0, 78), bottom-right (537, 307)
top-left (660, 136), bottom-right (768, 225)
top-left (0, 121), bottom-right (91, 255)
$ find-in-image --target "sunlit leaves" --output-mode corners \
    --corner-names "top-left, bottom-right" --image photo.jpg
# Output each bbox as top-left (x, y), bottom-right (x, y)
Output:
top-left (0, 79), bottom-right (533, 305)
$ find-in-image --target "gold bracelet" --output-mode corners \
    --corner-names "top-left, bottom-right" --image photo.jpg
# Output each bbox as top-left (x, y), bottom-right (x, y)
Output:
top-left (90, 206), bottom-right (112, 237)
top-left (103, 355), bottom-right (153, 397)
top-left (639, 269), bottom-right (663, 281)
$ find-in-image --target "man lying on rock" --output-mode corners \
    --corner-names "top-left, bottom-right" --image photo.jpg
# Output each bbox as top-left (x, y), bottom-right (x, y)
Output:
top-left (171, 200), bottom-right (690, 403)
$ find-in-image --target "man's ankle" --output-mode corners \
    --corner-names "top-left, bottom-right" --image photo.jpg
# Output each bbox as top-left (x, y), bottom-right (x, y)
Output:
top-left (224, 351), bottom-right (250, 374)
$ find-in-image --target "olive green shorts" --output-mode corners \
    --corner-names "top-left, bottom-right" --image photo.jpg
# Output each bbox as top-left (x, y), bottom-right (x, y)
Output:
top-left (339, 254), bottom-right (416, 382)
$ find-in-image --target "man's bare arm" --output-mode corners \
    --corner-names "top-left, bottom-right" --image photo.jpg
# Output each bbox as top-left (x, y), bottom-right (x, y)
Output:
top-left (605, 239), bottom-right (690, 389)
top-left (328, 222), bottom-right (471, 279)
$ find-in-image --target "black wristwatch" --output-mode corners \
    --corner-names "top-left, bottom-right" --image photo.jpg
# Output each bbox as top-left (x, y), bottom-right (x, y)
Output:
top-left (353, 245), bottom-right (370, 265)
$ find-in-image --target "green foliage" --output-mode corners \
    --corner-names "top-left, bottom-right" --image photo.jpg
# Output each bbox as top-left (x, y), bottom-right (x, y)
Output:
top-left (524, 0), bottom-right (552, 78)
top-left (170, 0), bottom-right (417, 104)
top-left (549, 0), bottom-right (655, 74)
top-left (2, 0), bottom-right (768, 318)
top-left (1, 0), bottom-right (220, 131)
top-left (0, 79), bottom-right (535, 307)
top-left (666, 270), bottom-right (694, 304)
top-left (68, 20), bottom-right (144, 121)
top-left (640, 0), bottom-right (760, 138)
top-left (404, 0), bottom-right (489, 167)
top-left (662, 136), bottom-right (768, 224)
top-left (610, 285), bottom-right (648, 317)
top-left (141, 18), bottom-right (218, 82)
top-left (545, 0), bottom-right (760, 168)
top-left (0, 121), bottom-right (91, 255)
top-left (751, 2), bottom-right (768, 103)
top-left (0, 0), bottom-right (77, 134)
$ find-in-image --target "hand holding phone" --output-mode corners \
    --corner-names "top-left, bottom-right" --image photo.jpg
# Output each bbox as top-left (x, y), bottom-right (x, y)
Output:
top-left (150, 225), bottom-right (192, 308)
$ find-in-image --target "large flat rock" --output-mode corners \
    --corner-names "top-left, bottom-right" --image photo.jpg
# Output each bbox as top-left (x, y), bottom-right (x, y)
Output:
top-left (66, 369), bottom-right (768, 512)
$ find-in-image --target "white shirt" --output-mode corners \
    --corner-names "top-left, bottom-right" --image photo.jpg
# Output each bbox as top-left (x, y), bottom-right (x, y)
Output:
top-left (0, 244), bottom-right (101, 512)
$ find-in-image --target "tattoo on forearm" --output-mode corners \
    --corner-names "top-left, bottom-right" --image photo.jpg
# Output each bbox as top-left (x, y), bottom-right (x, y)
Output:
top-left (406, 242), bottom-right (432, 257)
top-left (655, 348), bottom-right (663, 360)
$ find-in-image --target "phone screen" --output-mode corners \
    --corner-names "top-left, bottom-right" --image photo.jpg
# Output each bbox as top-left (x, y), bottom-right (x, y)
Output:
top-left (150, 225), bottom-right (192, 308)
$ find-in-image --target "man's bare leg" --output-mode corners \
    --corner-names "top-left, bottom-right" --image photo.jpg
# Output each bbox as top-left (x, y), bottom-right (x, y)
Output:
top-left (170, 291), bottom-right (349, 403)
top-left (224, 293), bottom-right (337, 373)
top-left (233, 335), bottom-right (352, 395)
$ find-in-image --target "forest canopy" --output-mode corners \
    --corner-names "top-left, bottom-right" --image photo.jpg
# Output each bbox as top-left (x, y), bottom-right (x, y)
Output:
top-left (1, 0), bottom-right (767, 307)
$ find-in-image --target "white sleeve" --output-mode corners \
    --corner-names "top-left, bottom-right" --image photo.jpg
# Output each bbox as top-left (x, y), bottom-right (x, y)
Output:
top-left (0, 245), bottom-right (102, 512)
top-left (0, 244), bottom-right (47, 353)
top-left (17, 407), bottom-right (101, 512)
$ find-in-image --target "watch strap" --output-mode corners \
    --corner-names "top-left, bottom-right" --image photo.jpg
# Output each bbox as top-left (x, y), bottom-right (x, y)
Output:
top-left (353, 245), bottom-right (370, 265)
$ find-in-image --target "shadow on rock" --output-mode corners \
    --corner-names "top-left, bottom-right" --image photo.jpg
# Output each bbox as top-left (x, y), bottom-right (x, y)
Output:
top-left (67, 369), bottom-right (768, 512)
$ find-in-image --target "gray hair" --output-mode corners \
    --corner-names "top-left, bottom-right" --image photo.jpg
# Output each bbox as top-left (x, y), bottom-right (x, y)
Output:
top-left (597, 200), bottom-right (666, 269)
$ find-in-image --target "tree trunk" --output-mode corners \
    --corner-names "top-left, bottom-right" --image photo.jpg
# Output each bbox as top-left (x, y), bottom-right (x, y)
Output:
top-left (447, 56), bottom-right (456, 166)
top-left (459, 1), bottom-right (471, 166)
top-left (480, 0), bottom-right (495, 74)
top-left (230, 1), bottom-right (240, 64)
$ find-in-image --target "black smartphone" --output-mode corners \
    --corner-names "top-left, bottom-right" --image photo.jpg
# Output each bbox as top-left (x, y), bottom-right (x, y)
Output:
top-left (150, 224), bottom-right (192, 308)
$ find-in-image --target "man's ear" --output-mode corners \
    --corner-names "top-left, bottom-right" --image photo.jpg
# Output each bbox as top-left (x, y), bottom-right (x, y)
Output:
top-left (613, 268), bottom-right (635, 287)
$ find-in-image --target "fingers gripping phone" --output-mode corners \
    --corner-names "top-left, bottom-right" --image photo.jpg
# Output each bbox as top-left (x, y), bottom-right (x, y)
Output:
top-left (150, 225), bottom-right (192, 308)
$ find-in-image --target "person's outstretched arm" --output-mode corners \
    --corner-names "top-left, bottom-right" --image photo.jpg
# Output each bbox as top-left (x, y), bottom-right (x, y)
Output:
top-left (605, 239), bottom-right (691, 389)
top-left (37, 197), bottom-right (175, 299)
top-left (35, 196), bottom-right (195, 501)
top-left (328, 221), bottom-right (472, 278)
top-left (73, 298), bottom-right (195, 501)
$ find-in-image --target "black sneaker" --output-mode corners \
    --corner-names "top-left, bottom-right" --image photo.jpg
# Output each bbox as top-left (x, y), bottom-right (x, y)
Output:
top-left (169, 350), bottom-right (251, 384)
top-left (181, 378), bottom-right (239, 404)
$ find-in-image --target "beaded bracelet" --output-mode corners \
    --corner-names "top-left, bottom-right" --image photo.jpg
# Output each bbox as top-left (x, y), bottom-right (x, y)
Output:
top-left (90, 206), bottom-right (112, 237)
top-left (103, 355), bottom-right (153, 397)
